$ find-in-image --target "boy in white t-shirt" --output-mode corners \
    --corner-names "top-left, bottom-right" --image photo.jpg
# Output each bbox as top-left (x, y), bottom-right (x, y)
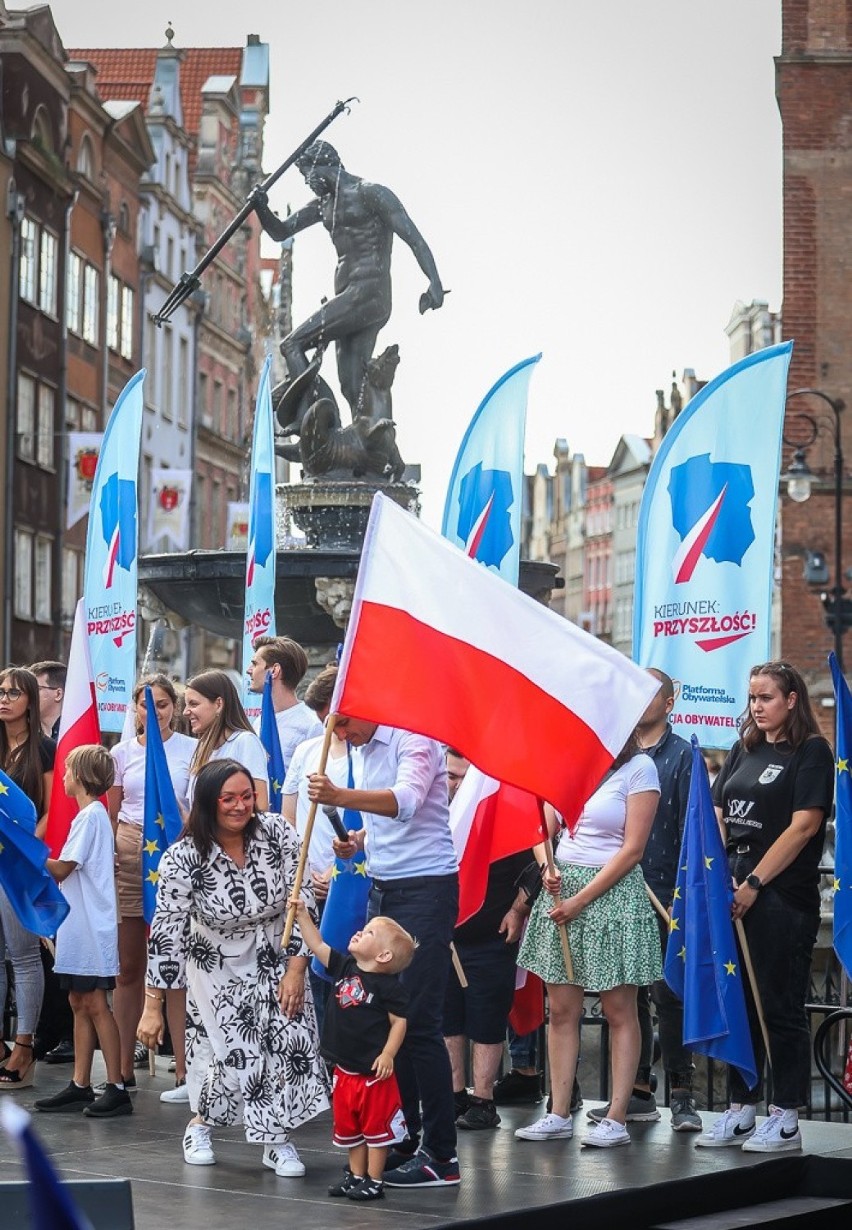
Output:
top-left (36, 745), bottom-right (131, 1119)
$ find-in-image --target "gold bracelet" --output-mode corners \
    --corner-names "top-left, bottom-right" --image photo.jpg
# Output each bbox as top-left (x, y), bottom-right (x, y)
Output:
top-left (145, 991), bottom-right (165, 1003)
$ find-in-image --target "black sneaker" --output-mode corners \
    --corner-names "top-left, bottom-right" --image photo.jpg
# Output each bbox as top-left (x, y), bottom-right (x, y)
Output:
top-left (383, 1149), bottom-right (460, 1188)
top-left (83, 1083), bottom-right (133, 1118)
top-left (454, 1088), bottom-right (471, 1119)
top-left (457, 1097), bottom-right (500, 1130)
top-left (492, 1070), bottom-right (543, 1106)
top-left (328, 1170), bottom-right (361, 1197)
top-left (34, 1082), bottom-right (95, 1112)
top-left (346, 1177), bottom-right (385, 1202)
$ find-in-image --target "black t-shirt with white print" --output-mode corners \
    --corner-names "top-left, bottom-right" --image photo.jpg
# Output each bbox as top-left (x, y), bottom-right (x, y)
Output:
top-left (320, 948), bottom-right (409, 1074)
top-left (712, 735), bottom-right (834, 912)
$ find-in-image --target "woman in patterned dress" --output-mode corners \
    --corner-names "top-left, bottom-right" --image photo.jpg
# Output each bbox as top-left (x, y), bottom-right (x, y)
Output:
top-left (515, 734), bottom-right (661, 1148)
top-left (137, 759), bottom-right (329, 1176)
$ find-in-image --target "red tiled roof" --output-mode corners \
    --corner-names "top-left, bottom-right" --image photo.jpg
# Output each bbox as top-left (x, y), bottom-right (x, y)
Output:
top-left (69, 46), bottom-right (242, 139)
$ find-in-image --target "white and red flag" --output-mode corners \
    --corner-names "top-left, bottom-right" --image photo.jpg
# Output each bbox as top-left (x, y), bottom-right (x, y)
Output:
top-left (333, 493), bottom-right (660, 831)
top-left (44, 599), bottom-right (102, 856)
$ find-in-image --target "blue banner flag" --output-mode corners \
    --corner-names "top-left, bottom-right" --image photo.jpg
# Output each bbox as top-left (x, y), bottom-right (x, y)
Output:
top-left (242, 355), bottom-right (277, 722)
top-left (0, 769), bottom-right (69, 937)
top-left (829, 653), bottom-right (852, 978)
top-left (633, 343), bottom-right (792, 748)
top-left (2, 1102), bottom-right (91, 1230)
top-left (312, 750), bottom-right (371, 982)
top-left (260, 672), bottom-right (285, 814)
top-left (83, 369), bottom-right (146, 732)
top-left (664, 737), bottom-right (757, 1089)
top-left (442, 354), bottom-right (541, 585)
top-left (142, 686), bottom-right (183, 925)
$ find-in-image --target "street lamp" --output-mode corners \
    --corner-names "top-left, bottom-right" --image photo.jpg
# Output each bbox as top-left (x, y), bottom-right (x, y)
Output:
top-left (782, 388), bottom-right (846, 672)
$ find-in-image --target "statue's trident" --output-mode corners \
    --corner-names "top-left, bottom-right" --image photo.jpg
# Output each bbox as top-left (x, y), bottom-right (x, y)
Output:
top-left (153, 97), bottom-right (358, 326)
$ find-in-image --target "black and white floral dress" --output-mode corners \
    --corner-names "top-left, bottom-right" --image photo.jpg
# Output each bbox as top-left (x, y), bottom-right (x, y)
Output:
top-left (147, 813), bottom-right (330, 1143)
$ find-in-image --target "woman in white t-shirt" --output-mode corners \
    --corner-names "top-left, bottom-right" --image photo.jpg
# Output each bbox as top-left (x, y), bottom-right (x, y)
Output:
top-left (184, 671), bottom-right (269, 811)
top-left (109, 675), bottom-right (196, 1097)
top-left (516, 735), bottom-right (662, 1149)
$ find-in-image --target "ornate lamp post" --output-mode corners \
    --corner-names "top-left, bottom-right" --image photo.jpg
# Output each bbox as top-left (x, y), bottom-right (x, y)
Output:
top-left (782, 388), bottom-right (846, 672)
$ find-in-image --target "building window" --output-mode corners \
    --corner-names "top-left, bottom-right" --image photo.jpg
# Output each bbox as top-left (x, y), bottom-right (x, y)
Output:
top-left (37, 384), bottom-right (54, 469)
top-left (19, 217), bottom-right (37, 303)
top-left (14, 529), bottom-right (33, 619)
top-left (34, 536), bottom-right (52, 622)
top-left (17, 373), bottom-right (36, 461)
top-left (67, 252), bottom-right (82, 334)
top-left (82, 264), bottom-right (99, 345)
top-left (120, 286), bottom-right (134, 360)
top-left (39, 230), bottom-right (58, 315)
top-left (107, 274), bottom-right (120, 351)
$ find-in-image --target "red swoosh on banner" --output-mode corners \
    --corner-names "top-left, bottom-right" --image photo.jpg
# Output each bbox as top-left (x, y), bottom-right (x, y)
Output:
top-left (672, 485), bottom-right (728, 584)
top-left (696, 631), bottom-right (753, 652)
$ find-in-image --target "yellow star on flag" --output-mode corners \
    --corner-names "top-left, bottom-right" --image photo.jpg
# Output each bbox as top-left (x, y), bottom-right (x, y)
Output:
top-left (838, 757), bottom-right (849, 773)
top-left (155, 812), bottom-right (166, 829)
top-left (145, 869), bottom-right (160, 885)
top-left (704, 856), bottom-right (714, 869)
top-left (668, 915), bottom-right (680, 933)
top-left (724, 960), bottom-right (737, 976)
top-left (144, 839), bottom-right (160, 857)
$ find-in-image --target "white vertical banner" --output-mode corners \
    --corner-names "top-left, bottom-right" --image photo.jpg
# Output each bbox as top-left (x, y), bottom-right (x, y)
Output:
top-left (147, 468), bottom-right (192, 550)
top-left (66, 432), bottom-right (103, 529)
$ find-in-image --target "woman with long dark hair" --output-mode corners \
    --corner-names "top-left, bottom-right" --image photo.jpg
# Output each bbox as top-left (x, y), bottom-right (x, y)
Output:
top-left (514, 733), bottom-right (661, 1147)
top-left (183, 671), bottom-right (268, 810)
top-left (0, 666), bottom-right (56, 1087)
top-left (136, 760), bottom-right (328, 1175)
top-left (697, 660), bottom-right (834, 1153)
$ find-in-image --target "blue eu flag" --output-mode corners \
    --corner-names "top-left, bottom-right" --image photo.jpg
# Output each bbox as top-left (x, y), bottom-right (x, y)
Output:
top-left (142, 686), bottom-right (183, 925)
top-left (311, 749), bottom-right (371, 982)
top-left (829, 653), bottom-right (852, 978)
top-left (259, 671), bottom-right (285, 814)
top-left (0, 769), bottom-right (68, 937)
top-left (664, 737), bottom-right (757, 1089)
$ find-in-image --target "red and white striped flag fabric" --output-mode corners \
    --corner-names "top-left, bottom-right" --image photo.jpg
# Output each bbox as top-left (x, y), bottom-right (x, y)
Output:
top-left (333, 494), bottom-right (660, 832)
top-left (44, 599), bottom-right (102, 856)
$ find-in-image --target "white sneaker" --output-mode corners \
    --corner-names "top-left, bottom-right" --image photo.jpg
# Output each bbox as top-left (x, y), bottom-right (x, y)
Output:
top-left (741, 1106), bottom-right (802, 1153)
top-left (514, 1112), bottom-right (573, 1141)
top-left (263, 1141), bottom-right (305, 1177)
top-left (183, 1123), bottom-right (215, 1166)
top-left (695, 1105), bottom-right (756, 1148)
top-left (582, 1118), bottom-right (630, 1148)
top-left (160, 1081), bottom-right (190, 1104)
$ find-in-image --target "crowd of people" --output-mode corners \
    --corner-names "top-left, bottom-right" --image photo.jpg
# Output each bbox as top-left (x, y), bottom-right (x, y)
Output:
top-left (0, 643), bottom-right (837, 1196)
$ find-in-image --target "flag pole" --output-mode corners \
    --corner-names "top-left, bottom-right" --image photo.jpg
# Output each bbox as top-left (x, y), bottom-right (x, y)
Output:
top-left (282, 716), bottom-right (338, 948)
top-left (543, 846), bottom-right (575, 981)
top-left (734, 918), bottom-right (772, 1069)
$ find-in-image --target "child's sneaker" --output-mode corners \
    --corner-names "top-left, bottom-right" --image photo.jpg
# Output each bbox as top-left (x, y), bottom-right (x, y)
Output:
top-left (346, 1177), bottom-right (385, 1201)
top-left (262, 1141), bottom-right (305, 1177)
top-left (741, 1106), bottom-right (802, 1153)
top-left (582, 1117), bottom-right (630, 1148)
top-left (183, 1123), bottom-right (216, 1165)
top-left (696, 1105), bottom-right (756, 1148)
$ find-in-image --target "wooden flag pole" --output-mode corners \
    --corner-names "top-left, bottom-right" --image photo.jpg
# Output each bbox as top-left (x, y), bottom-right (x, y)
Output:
top-left (543, 846), bottom-right (575, 981)
top-left (282, 715), bottom-right (338, 948)
top-left (734, 917), bottom-right (772, 1069)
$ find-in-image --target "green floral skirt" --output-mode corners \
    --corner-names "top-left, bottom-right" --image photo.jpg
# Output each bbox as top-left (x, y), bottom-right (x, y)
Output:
top-left (518, 860), bottom-right (662, 991)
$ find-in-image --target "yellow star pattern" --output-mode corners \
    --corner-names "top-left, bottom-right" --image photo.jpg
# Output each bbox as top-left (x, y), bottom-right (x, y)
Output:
top-left (144, 840), bottom-right (160, 857)
top-left (145, 869), bottom-right (160, 885)
top-left (838, 758), bottom-right (849, 774)
top-left (155, 813), bottom-right (165, 830)
top-left (724, 960), bottom-right (737, 976)
top-left (669, 915), bottom-right (680, 933)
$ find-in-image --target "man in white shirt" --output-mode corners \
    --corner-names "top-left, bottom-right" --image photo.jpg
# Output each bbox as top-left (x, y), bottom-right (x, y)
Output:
top-left (247, 636), bottom-right (322, 772)
top-left (307, 719), bottom-right (460, 1188)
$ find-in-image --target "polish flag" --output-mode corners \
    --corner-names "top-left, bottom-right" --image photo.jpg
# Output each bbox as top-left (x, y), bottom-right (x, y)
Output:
top-left (44, 599), bottom-right (103, 856)
top-left (333, 494), bottom-right (660, 831)
top-left (450, 768), bottom-right (544, 925)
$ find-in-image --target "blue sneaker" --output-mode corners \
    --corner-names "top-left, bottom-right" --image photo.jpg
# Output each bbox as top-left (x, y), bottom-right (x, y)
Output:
top-left (383, 1149), bottom-right (460, 1187)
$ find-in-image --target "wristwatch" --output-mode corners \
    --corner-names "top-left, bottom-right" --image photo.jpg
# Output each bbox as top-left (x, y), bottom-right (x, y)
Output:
top-left (745, 873), bottom-right (763, 892)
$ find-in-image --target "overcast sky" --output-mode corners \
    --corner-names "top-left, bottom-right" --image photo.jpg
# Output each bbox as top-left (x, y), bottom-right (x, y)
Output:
top-left (45, 0), bottom-right (783, 527)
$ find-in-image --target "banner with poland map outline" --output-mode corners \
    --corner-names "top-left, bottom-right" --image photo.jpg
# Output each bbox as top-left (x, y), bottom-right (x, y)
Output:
top-left (633, 342), bottom-right (792, 748)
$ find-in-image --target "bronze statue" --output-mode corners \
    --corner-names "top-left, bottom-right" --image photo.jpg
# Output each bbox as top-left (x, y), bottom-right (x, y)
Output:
top-left (252, 141), bottom-right (444, 478)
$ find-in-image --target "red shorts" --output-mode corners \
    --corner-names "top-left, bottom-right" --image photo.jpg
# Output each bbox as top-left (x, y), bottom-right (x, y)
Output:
top-left (332, 1067), bottom-right (407, 1148)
